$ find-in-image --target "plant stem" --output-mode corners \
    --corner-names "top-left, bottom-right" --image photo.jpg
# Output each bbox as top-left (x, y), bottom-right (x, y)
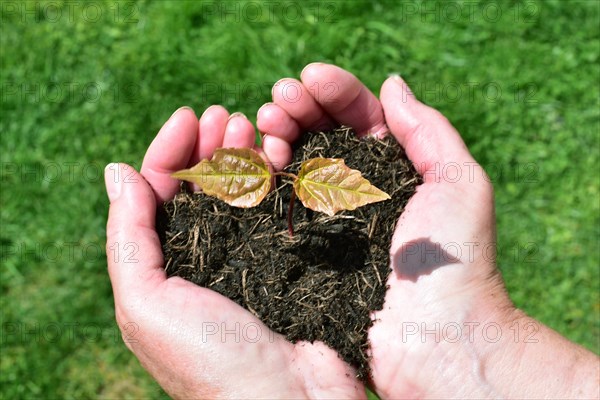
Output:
top-left (287, 188), bottom-right (296, 237)
top-left (274, 171), bottom-right (298, 180)
top-left (273, 171), bottom-right (299, 237)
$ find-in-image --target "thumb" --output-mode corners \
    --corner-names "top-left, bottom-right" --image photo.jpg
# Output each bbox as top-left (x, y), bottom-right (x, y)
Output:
top-left (380, 75), bottom-right (483, 187)
top-left (104, 163), bottom-right (166, 305)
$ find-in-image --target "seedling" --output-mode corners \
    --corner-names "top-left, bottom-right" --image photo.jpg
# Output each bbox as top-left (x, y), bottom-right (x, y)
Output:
top-left (172, 148), bottom-right (390, 235)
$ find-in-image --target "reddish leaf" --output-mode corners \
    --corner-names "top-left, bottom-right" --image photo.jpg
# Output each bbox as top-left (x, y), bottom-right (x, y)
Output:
top-left (172, 148), bottom-right (271, 207)
top-left (294, 158), bottom-right (390, 216)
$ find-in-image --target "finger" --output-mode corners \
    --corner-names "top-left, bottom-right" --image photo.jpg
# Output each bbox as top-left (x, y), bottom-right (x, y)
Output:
top-left (222, 112), bottom-right (256, 149)
top-left (300, 62), bottom-right (388, 137)
top-left (292, 341), bottom-right (366, 398)
top-left (380, 75), bottom-right (481, 185)
top-left (272, 78), bottom-right (335, 132)
top-left (262, 135), bottom-right (292, 172)
top-left (105, 163), bottom-right (166, 304)
top-left (141, 107), bottom-right (198, 203)
top-left (196, 105), bottom-right (229, 161)
top-left (380, 75), bottom-right (495, 262)
top-left (256, 102), bottom-right (301, 143)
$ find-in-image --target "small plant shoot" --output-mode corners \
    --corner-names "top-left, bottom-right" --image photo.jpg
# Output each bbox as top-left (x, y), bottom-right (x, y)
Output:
top-left (172, 147), bottom-right (390, 234)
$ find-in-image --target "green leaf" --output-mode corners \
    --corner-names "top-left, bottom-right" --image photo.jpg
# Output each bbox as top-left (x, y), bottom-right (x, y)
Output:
top-left (294, 158), bottom-right (390, 216)
top-left (171, 148), bottom-right (271, 207)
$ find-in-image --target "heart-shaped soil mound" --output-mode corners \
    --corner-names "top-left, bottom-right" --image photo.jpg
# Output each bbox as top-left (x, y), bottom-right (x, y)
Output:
top-left (156, 127), bottom-right (420, 379)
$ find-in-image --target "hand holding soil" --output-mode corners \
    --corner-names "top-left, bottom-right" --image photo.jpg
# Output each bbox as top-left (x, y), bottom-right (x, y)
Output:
top-left (104, 63), bottom-right (599, 399)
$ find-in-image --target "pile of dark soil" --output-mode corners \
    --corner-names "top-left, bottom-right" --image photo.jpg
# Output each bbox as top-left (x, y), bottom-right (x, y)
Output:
top-left (156, 127), bottom-right (420, 379)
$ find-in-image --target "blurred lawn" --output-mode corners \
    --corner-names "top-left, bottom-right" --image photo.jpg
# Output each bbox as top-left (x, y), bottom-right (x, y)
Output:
top-left (1, 0), bottom-right (598, 398)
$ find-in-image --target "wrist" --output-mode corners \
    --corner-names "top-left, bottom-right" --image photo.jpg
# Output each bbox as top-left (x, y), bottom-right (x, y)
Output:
top-left (428, 294), bottom-right (521, 398)
top-left (472, 307), bottom-right (599, 399)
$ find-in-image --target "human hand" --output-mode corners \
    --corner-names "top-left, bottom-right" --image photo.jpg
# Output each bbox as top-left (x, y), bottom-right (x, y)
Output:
top-left (104, 106), bottom-right (366, 398)
top-left (258, 63), bottom-right (599, 399)
top-left (258, 62), bottom-right (507, 397)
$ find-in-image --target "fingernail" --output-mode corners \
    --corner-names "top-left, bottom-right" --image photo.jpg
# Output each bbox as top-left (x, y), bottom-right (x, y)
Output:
top-left (170, 106), bottom-right (195, 119)
top-left (389, 74), bottom-right (414, 96)
top-left (301, 62), bottom-right (325, 76)
top-left (200, 105), bottom-right (221, 118)
top-left (104, 163), bottom-right (123, 202)
top-left (228, 112), bottom-right (248, 121)
top-left (257, 102), bottom-right (273, 118)
top-left (369, 125), bottom-right (391, 139)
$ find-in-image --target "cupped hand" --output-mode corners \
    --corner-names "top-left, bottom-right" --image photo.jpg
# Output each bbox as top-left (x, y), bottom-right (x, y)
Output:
top-left (104, 106), bottom-right (365, 398)
top-left (258, 63), bottom-right (515, 398)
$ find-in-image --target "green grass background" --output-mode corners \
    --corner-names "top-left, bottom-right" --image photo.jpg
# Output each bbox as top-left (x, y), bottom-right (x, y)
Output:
top-left (1, 0), bottom-right (598, 398)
